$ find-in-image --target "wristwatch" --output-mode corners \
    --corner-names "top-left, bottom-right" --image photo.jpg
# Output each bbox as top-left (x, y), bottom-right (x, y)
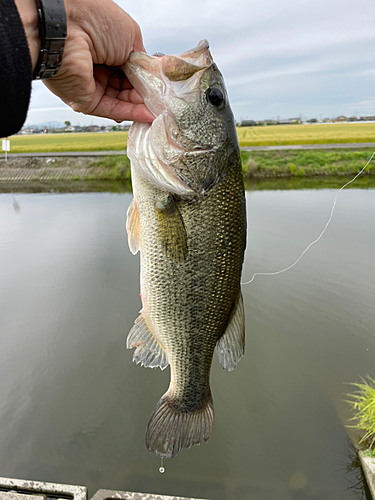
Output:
top-left (33, 0), bottom-right (67, 80)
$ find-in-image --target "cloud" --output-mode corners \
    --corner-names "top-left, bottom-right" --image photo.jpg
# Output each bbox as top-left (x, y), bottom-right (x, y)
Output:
top-left (28, 107), bottom-right (69, 113)
top-left (27, 0), bottom-right (375, 124)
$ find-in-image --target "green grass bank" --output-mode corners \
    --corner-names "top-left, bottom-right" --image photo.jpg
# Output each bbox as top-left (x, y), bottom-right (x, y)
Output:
top-left (89, 148), bottom-right (375, 180)
top-left (1, 148), bottom-right (374, 183)
top-left (240, 148), bottom-right (375, 179)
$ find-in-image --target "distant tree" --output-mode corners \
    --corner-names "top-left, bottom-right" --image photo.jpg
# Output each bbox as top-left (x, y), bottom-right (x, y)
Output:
top-left (64, 121), bottom-right (71, 127)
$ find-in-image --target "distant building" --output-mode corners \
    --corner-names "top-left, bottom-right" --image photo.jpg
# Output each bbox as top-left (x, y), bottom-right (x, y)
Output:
top-left (20, 127), bottom-right (35, 134)
top-left (240, 120), bottom-right (257, 127)
top-left (360, 116), bottom-right (375, 121)
top-left (334, 116), bottom-right (347, 122)
top-left (262, 119), bottom-right (278, 126)
top-left (278, 118), bottom-right (302, 125)
top-left (84, 125), bottom-right (100, 132)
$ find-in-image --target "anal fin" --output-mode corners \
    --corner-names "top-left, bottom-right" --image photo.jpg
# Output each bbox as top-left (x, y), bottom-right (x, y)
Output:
top-left (216, 292), bottom-right (245, 372)
top-left (127, 313), bottom-right (169, 370)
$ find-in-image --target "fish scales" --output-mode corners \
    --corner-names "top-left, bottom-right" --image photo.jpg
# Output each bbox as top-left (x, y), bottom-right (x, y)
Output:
top-left (134, 164), bottom-right (245, 394)
top-left (124, 40), bottom-right (246, 458)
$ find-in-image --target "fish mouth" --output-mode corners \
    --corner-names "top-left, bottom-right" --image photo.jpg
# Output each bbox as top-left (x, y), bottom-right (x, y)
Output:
top-left (124, 40), bottom-right (213, 118)
top-left (128, 39), bottom-right (212, 82)
top-left (125, 40), bottom-right (215, 156)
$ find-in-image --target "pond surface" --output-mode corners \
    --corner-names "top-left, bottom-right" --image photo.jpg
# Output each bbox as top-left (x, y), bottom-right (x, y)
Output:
top-left (0, 181), bottom-right (374, 499)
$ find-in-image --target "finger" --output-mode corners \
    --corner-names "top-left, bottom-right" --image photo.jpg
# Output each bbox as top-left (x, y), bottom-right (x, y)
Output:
top-left (94, 65), bottom-right (124, 92)
top-left (118, 87), bottom-right (144, 105)
top-left (90, 95), bottom-right (155, 122)
top-left (94, 65), bottom-right (145, 104)
top-left (93, 64), bottom-right (112, 83)
top-left (133, 22), bottom-right (146, 53)
top-left (108, 71), bottom-right (124, 92)
top-left (120, 78), bottom-right (133, 90)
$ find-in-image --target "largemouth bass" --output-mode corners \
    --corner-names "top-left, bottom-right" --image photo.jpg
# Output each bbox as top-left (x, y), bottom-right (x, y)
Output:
top-left (124, 40), bottom-right (246, 459)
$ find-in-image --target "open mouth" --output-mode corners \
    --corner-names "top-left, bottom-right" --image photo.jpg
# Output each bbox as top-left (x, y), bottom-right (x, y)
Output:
top-left (125, 40), bottom-right (212, 116)
top-left (128, 39), bottom-right (211, 74)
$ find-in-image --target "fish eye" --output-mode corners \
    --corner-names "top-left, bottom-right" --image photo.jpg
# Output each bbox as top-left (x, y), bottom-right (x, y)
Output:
top-left (206, 87), bottom-right (224, 107)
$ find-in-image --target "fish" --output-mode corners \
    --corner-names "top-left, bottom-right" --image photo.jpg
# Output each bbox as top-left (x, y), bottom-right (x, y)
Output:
top-left (124, 40), bottom-right (247, 459)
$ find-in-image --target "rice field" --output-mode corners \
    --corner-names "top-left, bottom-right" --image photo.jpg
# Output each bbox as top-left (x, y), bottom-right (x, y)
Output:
top-left (7, 132), bottom-right (128, 153)
top-left (236, 123), bottom-right (375, 146)
top-left (5, 123), bottom-right (375, 152)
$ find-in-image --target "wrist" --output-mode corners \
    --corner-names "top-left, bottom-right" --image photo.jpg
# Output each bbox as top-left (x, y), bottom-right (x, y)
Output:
top-left (14, 0), bottom-right (41, 71)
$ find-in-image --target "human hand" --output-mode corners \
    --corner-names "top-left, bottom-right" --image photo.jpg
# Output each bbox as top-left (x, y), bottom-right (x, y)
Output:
top-left (16, 0), bottom-right (154, 123)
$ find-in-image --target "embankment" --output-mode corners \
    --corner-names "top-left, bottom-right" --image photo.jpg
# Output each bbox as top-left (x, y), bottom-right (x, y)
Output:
top-left (0, 148), bottom-right (374, 183)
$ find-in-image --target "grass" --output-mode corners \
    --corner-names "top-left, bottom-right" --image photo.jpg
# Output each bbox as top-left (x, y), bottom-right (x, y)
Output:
top-left (1, 149), bottom-right (374, 182)
top-left (361, 449), bottom-right (375, 458)
top-left (88, 155), bottom-right (131, 180)
top-left (6, 123), bottom-right (375, 153)
top-left (241, 148), bottom-right (375, 179)
top-left (347, 376), bottom-right (375, 449)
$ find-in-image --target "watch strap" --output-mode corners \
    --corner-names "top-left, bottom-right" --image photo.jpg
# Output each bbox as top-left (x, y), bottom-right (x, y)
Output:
top-left (33, 0), bottom-right (67, 80)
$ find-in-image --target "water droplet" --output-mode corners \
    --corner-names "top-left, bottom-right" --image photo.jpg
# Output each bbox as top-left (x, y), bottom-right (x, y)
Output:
top-left (159, 467), bottom-right (165, 473)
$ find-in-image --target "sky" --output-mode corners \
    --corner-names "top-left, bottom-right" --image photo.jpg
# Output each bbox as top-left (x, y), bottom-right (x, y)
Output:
top-left (26, 0), bottom-right (375, 126)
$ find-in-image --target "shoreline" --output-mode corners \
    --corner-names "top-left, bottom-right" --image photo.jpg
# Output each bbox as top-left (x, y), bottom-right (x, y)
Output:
top-left (0, 146), bottom-right (374, 183)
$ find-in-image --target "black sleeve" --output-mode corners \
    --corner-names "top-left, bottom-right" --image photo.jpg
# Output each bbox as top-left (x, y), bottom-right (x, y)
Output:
top-left (0, 0), bottom-right (33, 138)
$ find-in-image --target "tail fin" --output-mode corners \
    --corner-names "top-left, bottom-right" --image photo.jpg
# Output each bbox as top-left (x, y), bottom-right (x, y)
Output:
top-left (146, 392), bottom-right (214, 458)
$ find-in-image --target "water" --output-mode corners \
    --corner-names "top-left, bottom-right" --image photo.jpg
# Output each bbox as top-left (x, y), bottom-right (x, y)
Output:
top-left (0, 182), bottom-right (374, 499)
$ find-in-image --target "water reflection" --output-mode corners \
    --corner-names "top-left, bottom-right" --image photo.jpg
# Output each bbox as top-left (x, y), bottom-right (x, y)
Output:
top-left (0, 180), bottom-right (374, 499)
top-left (342, 440), bottom-right (371, 499)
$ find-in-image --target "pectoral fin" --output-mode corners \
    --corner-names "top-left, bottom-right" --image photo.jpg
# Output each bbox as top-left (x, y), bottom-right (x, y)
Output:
top-left (155, 195), bottom-right (187, 261)
top-left (126, 199), bottom-right (140, 255)
top-left (127, 313), bottom-right (169, 370)
top-left (216, 292), bottom-right (245, 372)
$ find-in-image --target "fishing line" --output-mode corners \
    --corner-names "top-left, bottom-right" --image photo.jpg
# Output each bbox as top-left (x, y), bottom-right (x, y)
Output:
top-left (241, 150), bottom-right (375, 286)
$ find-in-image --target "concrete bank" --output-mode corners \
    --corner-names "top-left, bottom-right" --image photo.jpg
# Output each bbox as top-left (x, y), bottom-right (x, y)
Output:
top-left (0, 156), bottom-right (120, 182)
top-left (359, 452), bottom-right (375, 498)
top-left (0, 477), bottom-right (207, 500)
